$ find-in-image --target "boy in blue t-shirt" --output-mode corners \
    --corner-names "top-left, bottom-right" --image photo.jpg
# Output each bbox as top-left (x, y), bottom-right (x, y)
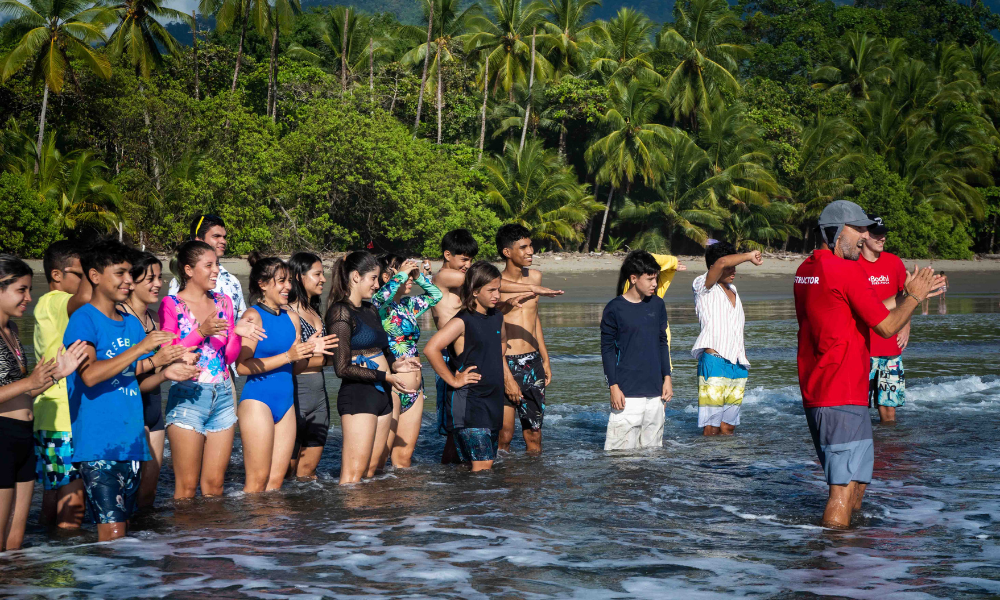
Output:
top-left (63, 241), bottom-right (182, 542)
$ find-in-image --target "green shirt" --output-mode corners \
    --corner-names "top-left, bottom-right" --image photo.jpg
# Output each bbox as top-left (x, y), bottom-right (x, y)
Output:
top-left (33, 290), bottom-right (72, 432)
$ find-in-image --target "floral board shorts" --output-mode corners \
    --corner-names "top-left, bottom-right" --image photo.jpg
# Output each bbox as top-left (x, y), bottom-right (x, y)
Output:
top-left (76, 460), bottom-right (141, 524)
top-left (454, 428), bottom-right (500, 463)
top-left (34, 430), bottom-right (81, 491)
top-left (505, 352), bottom-right (546, 431)
top-left (869, 356), bottom-right (905, 408)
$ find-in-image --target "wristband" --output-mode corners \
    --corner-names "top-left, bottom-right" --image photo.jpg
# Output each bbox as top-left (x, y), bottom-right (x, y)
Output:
top-left (284, 352), bottom-right (292, 365)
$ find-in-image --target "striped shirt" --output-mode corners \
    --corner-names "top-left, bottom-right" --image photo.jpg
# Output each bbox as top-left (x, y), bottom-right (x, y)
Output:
top-left (691, 273), bottom-right (749, 367)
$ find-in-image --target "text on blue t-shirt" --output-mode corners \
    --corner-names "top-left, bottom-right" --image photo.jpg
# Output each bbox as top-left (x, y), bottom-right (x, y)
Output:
top-left (63, 303), bottom-right (152, 463)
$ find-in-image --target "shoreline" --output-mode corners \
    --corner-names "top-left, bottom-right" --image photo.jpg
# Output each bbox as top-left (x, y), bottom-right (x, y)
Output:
top-left (26, 251), bottom-right (1000, 278)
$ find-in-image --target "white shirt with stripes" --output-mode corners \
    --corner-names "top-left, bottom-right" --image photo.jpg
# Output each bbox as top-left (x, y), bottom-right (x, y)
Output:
top-left (691, 272), bottom-right (749, 367)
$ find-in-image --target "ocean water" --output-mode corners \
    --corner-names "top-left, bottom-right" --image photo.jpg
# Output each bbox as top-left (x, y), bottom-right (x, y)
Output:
top-left (2, 283), bottom-right (999, 598)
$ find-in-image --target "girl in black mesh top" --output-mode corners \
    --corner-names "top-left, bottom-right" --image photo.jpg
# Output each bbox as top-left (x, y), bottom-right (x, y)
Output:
top-left (324, 252), bottom-right (417, 484)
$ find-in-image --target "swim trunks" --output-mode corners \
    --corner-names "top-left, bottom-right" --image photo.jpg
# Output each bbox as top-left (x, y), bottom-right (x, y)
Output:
top-left (805, 405), bottom-right (874, 485)
top-left (454, 427), bottom-right (500, 463)
top-left (77, 459), bottom-right (141, 524)
top-left (34, 430), bottom-right (80, 490)
top-left (697, 352), bottom-right (748, 428)
top-left (505, 351), bottom-right (546, 431)
top-left (869, 356), bottom-right (905, 408)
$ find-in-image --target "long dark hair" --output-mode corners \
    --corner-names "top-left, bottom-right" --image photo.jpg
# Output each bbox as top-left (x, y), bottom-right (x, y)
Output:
top-left (130, 252), bottom-right (162, 286)
top-left (326, 251), bottom-right (379, 307)
top-left (460, 261), bottom-right (501, 312)
top-left (247, 251), bottom-right (288, 305)
top-left (616, 250), bottom-right (660, 296)
top-left (288, 251), bottom-right (323, 315)
top-left (169, 240), bottom-right (214, 291)
top-left (0, 254), bottom-right (33, 291)
top-left (377, 253), bottom-right (405, 285)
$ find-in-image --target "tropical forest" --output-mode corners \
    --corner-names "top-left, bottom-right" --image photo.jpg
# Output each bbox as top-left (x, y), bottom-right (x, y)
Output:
top-left (2, 0), bottom-right (1000, 259)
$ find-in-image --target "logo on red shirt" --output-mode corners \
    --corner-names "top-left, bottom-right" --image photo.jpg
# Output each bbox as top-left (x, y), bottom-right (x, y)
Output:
top-left (795, 276), bottom-right (820, 284)
top-left (868, 275), bottom-right (891, 285)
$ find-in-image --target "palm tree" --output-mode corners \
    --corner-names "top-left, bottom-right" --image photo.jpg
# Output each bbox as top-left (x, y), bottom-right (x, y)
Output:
top-left (105, 0), bottom-right (190, 78)
top-left (199, 0), bottom-right (263, 92)
top-left (492, 82), bottom-right (564, 140)
top-left (616, 132), bottom-right (720, 251)
top-left (464, 0), bottom-right (552, 102)
top-left (262, 0), bottom-right (300, 120)
top-left (811, 32), bottom-right (892, 100)
top-left (794, 115), bottom-right (863, 218)
top-left (658, 0), bottom-right (749, 128)
top-left (585, 79), bottom-right (673, 251)
top-left (541, 0), bottom-right (599, 79)
top-left (0, 0), bottom-right (112, 157)
top-left (587, 7), bottom-right (659, 86)
top-left (482, 139), bottom-right (603, 247)
top-left (287, 7), bottom-right (386, 89)
top-left (105, 0), bottom-right (191, 189)
top-left (400, 0), bottom-right (480, 143)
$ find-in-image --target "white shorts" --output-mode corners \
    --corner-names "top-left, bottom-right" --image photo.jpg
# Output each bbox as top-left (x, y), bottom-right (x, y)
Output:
top-left (604, 396), bottom-right (665, 450)
top-left (698, 404), bottom-right (741, 428)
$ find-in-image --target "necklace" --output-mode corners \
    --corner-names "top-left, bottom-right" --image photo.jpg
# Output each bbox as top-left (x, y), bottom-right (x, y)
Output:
top-left (121, 299), bottom-right (154, 333)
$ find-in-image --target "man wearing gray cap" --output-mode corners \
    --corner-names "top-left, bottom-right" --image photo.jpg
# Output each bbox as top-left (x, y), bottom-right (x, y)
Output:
top-left (793, 200), bottom-right (943, 528)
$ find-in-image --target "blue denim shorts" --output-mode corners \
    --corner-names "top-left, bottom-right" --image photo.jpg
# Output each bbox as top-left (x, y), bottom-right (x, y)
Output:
top-left (165, 379), bottom-right (237, 435)
top-left (77, 460), bottom-right (140, 524)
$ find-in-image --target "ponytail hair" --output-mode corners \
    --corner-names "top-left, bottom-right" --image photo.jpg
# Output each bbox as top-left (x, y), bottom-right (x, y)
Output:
top-left (247, 251), bottom-right (288, 304)
top-left (130, 252), bottom-right (162, 286)
top-left (616, 250), bottom-right (660, 296)
top-left (377, 253), bottom-right (405, 284)
top-left (287, 251), bottom-right (323, 314)
top-left (326, 251), bottom-right (379, 307)
top-left (460, 261), bottom-right (501, 312)
top-left (169, 240), bottom-right (214, 292)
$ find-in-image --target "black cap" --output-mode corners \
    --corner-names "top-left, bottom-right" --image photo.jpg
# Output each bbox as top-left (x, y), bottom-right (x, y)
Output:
top-left (867, 214), bottom-right (888, 236)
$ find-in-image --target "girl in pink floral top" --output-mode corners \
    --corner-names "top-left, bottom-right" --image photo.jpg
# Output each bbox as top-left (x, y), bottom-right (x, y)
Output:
top-left (160, 241), bottom-right (264, 500)
top-left (159, 292), bottom-right (241, 384)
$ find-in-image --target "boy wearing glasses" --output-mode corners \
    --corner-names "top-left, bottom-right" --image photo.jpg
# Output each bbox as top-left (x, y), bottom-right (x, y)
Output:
top-left (33, 241), bottom-right (92, 530)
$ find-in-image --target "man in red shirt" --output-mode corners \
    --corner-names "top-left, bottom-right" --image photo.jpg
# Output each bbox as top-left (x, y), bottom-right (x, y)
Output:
top-left (857, 215), bottom-right (909, 423)
top-left (794, 200), bottom-right (942, 528)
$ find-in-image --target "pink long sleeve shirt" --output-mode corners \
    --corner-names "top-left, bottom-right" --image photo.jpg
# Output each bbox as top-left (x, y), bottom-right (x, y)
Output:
top-left (158, 292), bottom-right (241, 384)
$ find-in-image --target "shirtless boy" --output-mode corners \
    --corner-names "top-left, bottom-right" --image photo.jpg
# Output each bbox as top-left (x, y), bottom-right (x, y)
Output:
top-left (432, 229), bottom-right (562, 462)
top-left (495, 224), bottom-right (550, 454)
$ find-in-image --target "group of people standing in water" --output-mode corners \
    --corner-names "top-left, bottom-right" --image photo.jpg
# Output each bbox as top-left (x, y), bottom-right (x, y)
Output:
top-left (0, 200), bottom-right (950, 550)
top-left (0, 215), bottom-right (563, 550)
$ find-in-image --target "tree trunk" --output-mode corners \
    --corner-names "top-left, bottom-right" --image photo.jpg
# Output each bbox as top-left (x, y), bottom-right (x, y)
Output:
top-left (581, 183), bottom-right (597, 252)
top-left (369, 37), bottom-right (374, 96)
top-left (191, 11), bottom-right (200, 100)
top-left (231, 0), bottom-right (252, 92)
top-left (558, 119), bottom-right (566, 159)
top-left (519, 27), bottom-right (536, 153)
top-left (341, 7), bottom-right (350, 94)
top-left (34, 82), bottom-right (49, 173)
top-left (413, 0), bottom-right (434, 137)
top-left (478, 55), bottom-right (489, 162)
top-left (138, 82), bottom-right (161, 191)
top-left (267, 20), bottom-right (279, 121)
top-left (436, 46), bottom-right (443, 144)
top-left (389, 70), bottom-right (399, 114)
top-left (596, 186), bottom-right (614, 252)
top-left (803, 225), bottom-right (811, 252)
top-left (990, 213), bottom-right (997, 253)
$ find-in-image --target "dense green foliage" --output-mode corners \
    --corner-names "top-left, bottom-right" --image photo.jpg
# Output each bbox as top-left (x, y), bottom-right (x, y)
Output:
top-left (2, 0), bottom-right (999, 258)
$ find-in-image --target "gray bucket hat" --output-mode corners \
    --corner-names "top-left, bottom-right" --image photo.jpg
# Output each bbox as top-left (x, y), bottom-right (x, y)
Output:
top-left (818, 200), bottom-right (875, 246)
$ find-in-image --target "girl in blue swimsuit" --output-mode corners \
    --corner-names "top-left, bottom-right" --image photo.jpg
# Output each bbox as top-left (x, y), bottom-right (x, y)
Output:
top-left (236, 253), bottom-right (336, 493)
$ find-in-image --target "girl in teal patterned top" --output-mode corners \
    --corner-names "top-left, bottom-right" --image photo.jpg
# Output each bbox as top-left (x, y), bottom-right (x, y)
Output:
top-left (372, 256), bottom-right (442, 468)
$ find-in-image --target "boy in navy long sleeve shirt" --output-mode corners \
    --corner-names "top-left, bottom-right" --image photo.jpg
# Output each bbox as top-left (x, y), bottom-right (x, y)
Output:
top-left (601, 251), bottom-right (673, 450)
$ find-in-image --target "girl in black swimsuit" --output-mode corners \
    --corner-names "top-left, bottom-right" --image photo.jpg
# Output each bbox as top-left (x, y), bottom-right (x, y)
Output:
top-left (324, 252), bottom-right (418, 484)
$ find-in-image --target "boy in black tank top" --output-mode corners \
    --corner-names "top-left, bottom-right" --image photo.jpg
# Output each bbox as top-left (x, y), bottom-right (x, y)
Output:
top-left (424, 262), bottom-right (519, 471)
